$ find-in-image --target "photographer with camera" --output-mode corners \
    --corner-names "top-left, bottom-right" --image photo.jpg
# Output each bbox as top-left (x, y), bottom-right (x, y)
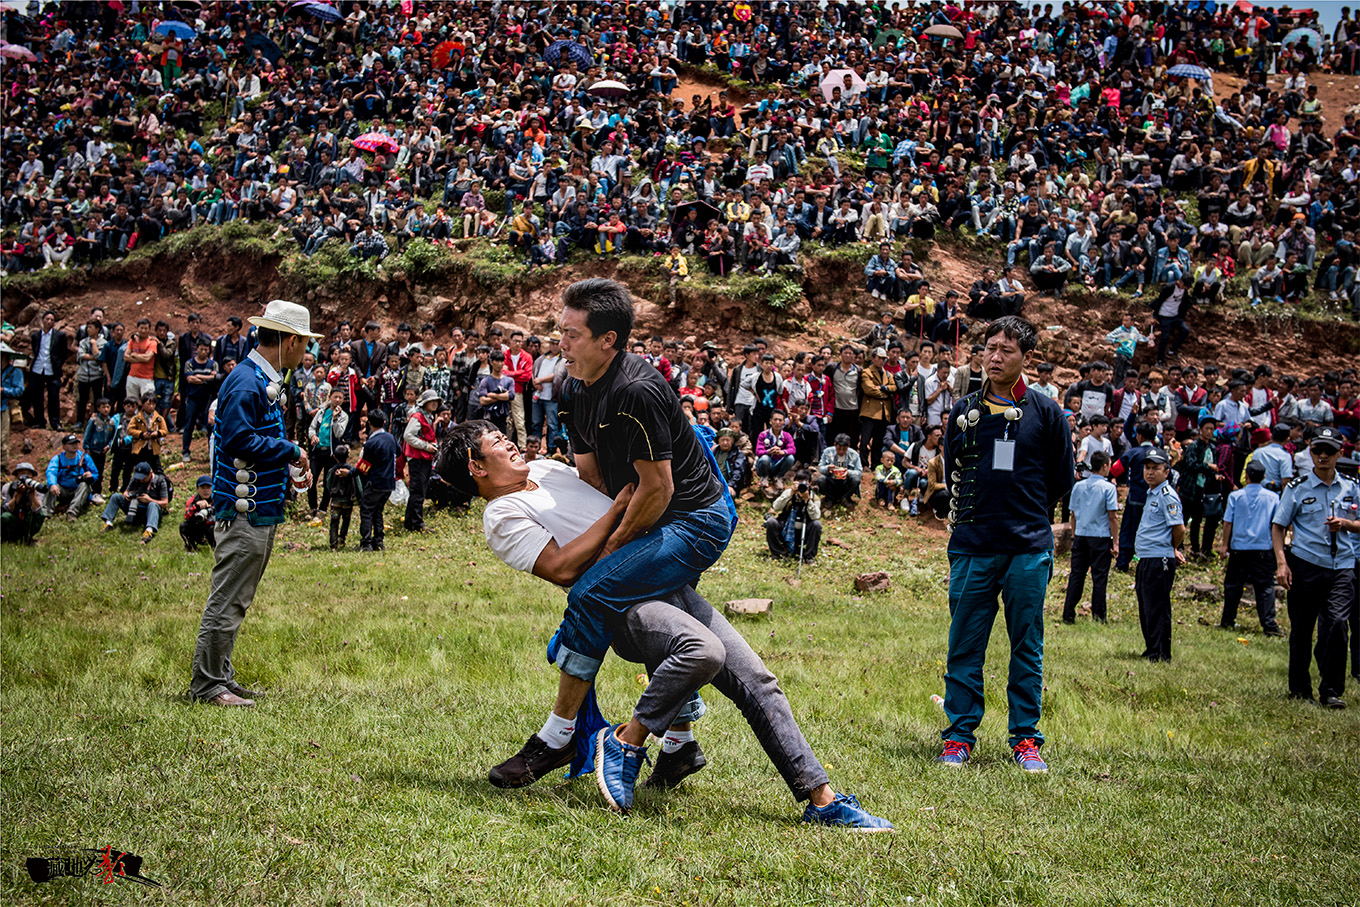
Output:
top-left (99, 461), bottom-right (170, 544)
top-left (765, 469), bottom-right (822, 562)
top-left (2, 462), bottom-right (45, 543)
top-left (179, 475), bottom-right (217, 551)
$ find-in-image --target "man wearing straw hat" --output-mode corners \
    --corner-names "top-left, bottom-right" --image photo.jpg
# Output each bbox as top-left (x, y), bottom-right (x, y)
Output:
top-left (189, 300), bottom-right (321, 708)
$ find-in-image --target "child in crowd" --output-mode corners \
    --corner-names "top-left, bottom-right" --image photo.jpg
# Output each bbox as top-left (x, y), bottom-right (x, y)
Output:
top-left (328, 445), bottom-right (360, 550)
top-left (874, 450), bottom-right (902, 508)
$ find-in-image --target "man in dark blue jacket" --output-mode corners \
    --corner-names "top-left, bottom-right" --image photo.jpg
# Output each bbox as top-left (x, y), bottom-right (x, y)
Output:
top-left (189, 300), bottom-right (318, 708)
top-left (1115, 421), bottom-right (1160, 571)
top-left (357, 409), bottom-right (399, 552)
top-left (937, 316), bottom-right (1074, 773)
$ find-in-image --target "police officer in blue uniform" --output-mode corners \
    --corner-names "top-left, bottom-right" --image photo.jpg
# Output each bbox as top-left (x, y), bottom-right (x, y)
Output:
top-left (1253, 424), bottom-right (1295, 493)
top-left (189, 300), bottom-right (321, 707)
top-left (1272, 427), bottom-right (1360, 708)
top-left (1063, 451), bottom-right (1120, 624)
top-left (1217, 460), bottom-right (1282, 634)
top-left (1133, 448), bottom-right (1185, 662)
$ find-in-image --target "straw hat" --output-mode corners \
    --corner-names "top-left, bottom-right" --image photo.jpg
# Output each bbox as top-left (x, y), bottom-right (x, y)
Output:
top-left (248, 299), bottom-right (322, 338)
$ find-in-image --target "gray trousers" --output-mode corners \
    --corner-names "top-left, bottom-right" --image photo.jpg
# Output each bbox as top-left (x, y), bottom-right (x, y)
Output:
top-left (610, 587), bottom-right (830, 802)
top-left (190, 518), bottom-right (277, 701)
top-left (41, 482), bottom-right (91, 518)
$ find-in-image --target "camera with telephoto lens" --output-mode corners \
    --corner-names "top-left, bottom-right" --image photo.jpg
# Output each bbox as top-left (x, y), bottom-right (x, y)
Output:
top-left (796, 481), bottom-right (809, 494)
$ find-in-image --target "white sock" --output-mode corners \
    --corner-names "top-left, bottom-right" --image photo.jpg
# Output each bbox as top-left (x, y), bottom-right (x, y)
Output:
top-left (536, 711), bottom-right (575, 748)
top-left (661, 729), bottom-right (694, 753)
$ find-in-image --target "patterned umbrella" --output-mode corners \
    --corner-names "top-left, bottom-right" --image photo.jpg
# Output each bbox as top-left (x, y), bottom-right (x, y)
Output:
top-left (152, 20), bottom-right (196, 40)
top-left (1283, 27), bottom-right (1323, 50)
top-left (544, 39), bottom-right (591, 68)
top-left (0, 42), bottom-right (36, 60)
top-left (432, 39), bottom-right (462, 70)
top-left (352, 132), bottom-right (399, 154)
top-left (1167, 64), bottom-right (1213, 81)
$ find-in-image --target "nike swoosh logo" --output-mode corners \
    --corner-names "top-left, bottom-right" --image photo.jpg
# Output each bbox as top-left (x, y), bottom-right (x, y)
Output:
top-left (599, 422), bottom-right (610, 429)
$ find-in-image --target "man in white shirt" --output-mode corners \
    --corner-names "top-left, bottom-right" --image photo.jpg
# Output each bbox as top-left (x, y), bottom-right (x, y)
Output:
top-left (435, 420), bottom-right (891, 831)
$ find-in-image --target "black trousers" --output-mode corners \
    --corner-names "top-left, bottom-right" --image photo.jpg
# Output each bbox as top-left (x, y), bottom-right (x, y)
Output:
top-left (858, 416), bottom-right (888, 466)
top-left (1136, 556), bottom-right (1177, 661)
top-left (308, 446), bottom-right (335, 511)
top-left (330, 505), bottom-right (353, 549)
top-left (25, 373), bottom-right (61, 429)
top-left (1064, 536), bottom-right (1112, 622)
top-left (358, 486), bottom-right (389, 551)
top-left (405, 457), bottom-right (431, 530)
top-left (1222, 549), bottom-right (1279, 631)
top-left (1286, 554), bottom-right (1356, 701)
top-left (1352, 568), bottom-right (1360, 679)
top-left (764, 515), bottom-right (820, 561)
top-left (76, 378), bottom-right (104, 426)
top-left (179, 518), bottom-right (216, 551)
top-left (1115, 502), bottom-right (1143, 570)
top-left (826, 410), bottom-right (859, 448)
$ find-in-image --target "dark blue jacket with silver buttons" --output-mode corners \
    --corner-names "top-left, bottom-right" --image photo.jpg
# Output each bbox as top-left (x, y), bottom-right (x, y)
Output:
top-left (212, 359), bottom-right (300, 526)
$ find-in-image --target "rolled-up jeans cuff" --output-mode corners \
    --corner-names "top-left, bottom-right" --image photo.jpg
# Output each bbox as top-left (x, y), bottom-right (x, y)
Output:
top-left (554, 644), bottom-right (603, 682)
top-left (673, 691), bottom-right (706, 724)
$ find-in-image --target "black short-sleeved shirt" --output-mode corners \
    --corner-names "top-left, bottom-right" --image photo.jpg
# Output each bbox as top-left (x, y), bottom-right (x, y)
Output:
top-left (560, 351), bottom-right (724, 518)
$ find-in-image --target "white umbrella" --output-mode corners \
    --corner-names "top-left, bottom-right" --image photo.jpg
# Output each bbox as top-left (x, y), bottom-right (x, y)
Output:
top-left (586, 79), bottom-right (631, 99)
top-left (820, 68), bottom-right (867, 102)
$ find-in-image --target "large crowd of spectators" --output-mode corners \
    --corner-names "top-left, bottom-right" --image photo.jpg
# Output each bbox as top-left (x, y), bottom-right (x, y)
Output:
top-left (0, 0), bottom-right (1357, 322)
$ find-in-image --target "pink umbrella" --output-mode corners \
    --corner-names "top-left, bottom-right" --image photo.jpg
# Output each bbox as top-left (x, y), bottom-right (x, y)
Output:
top-left (0, 43), bottom-right (37, 61)
top-left (352, 132), bottom-right (399, 154)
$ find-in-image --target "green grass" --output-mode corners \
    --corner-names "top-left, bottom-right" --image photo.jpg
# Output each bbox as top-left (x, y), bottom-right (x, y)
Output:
top-left (3, 499), bottom-right (1358, 906)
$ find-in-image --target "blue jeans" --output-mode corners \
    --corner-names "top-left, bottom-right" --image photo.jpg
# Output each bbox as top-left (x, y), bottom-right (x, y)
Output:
top-left (943, 549), bottom-right (1053, 748)
top-left (154, 377), bottom-right (174, 415)
top-left (102, 493), bottom-right (161, 532)
top-left (755, 453), bottom-right (796, 479)
top-left (530, 398), bottom-right (559, 450)
top-left (555, 495), bottom-right (738, 681)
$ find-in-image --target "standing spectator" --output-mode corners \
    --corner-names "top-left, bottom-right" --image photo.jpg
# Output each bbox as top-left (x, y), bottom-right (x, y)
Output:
top-left (1, 342), bottom-right (25, 473)
top-left (41, 433), bottom-right (98, 521)
top-left (127, 392), bottom-right (168, 474)
top-left (75, 317), bottom-right (107, 427)
top-left (1063, 452), bottom-right (1120, 624)
top-left (308, 387), bottom-right (349, 513)
top-left (124, 318), bottom-right (158, 405)
top-left (1133, 449), bottom-right (1186, 662)
top-left (938, 317), bottom-right (1074, 772)
top-left (1218, 461), bottom-right (1283, 635)
top-left (81, 397), bottom-right (116, 505)
top-left (1272, 428), bottom-right (1360, 708)
top-left (180, 342), bottom-right (218, 464)
top-left (402, 390), bottom-right (441, 532)
top-left (189, 300), bottom-right (317, 708)
top-left (26, 310), bottom-right (68, 431)
top-left (357, 410), bottom-right (399, 552)
top-left (858, 348), bottom-right (895, 467)
top-left (327, 445), bottom-right (361, 550)
top-left (503, 331), bottom-right (534, 447)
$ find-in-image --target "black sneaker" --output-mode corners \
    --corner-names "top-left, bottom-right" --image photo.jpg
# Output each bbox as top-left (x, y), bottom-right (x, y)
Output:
top-left (488, 734), bottom-right (575, 789)
top-left (643, 740), bottom-right (707, 790)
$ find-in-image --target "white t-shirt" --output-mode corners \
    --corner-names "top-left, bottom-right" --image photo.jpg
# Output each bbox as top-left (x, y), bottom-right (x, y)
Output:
top-left (1079, 434), bottom-right (1113, 462)
top-left (483, 459), bottom-right (611, 575)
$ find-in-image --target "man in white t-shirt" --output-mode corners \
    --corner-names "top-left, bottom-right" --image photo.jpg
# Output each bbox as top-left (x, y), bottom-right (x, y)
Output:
top-left (435, 420), bottom-right (891, 830)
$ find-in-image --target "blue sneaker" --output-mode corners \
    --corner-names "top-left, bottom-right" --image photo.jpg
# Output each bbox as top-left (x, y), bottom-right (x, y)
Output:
top-left (802, 793), bottom-right (894, 832)
top-left (1012, 738), bottom-right (1048, 773)
top-left (937, 739), bottom-right (971, 766)
top-left (595, 725), bottom-right (649, 812)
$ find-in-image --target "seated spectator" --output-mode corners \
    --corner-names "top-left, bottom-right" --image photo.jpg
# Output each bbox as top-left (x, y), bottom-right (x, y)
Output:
top-left (1030, 242), bottom-right (1072, 297)
top-left (41, 433), bottom-right (98, 521)
top-left (765, 469), bottom-right (821, 562)
top-left (99, 461), bottom-right (171, 544)
top-left (817, 432), bottom-right (862, 505)
top-left (350, 220), bottom-right (390, 261)
top-left (874, 450), bottom-right (903, 509)
top-left (712, 427), bottom-right (749, 497)
top-left (754, 409), bottom-right (796, 494)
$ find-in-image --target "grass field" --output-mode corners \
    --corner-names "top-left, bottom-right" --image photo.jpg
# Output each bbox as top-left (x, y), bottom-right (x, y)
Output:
top-left (2, 499), bottom-right (1358, 907)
